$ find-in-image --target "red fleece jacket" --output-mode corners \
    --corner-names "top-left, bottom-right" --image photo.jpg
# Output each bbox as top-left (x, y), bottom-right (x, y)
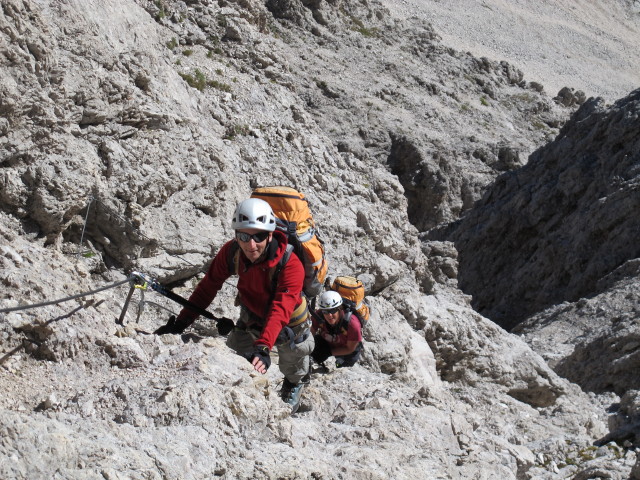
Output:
top-left (176, 230), bottom-right (305, 349)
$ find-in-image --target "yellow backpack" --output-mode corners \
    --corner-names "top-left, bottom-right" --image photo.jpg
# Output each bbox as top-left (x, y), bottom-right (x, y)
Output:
top-left (330, 275), bottom-right (370, 327)
top-left (251, 186), bottom-right (328, 298)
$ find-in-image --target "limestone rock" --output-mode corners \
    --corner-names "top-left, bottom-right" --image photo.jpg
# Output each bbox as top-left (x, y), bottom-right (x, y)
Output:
top-left (0, 0), bottom-right (638, 478)
top-left (447, 90), bottom-right (640, 329)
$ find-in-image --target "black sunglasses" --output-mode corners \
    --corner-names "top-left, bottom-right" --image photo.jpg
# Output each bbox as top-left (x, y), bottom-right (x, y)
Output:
top-left (236, 231), bottom-right (270, 243)
top-left (322, 307), bottom-right (341, 315)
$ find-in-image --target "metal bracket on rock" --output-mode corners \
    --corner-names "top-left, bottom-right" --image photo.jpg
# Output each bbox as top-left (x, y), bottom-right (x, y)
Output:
top-left (116, 271), bottom-right (155, 325)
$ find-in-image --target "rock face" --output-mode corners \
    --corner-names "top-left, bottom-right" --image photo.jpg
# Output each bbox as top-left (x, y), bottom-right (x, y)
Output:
top-left (1, 0), bottom-right (639, 479)
top-left (448, 91), bottom-right (640, 330)
top-left (514, 260), bottom-right (640, 396)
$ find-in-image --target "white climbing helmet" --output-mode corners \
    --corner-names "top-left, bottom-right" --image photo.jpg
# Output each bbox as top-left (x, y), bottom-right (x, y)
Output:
top-left (318, 291), bottom-right (343, 310)
top-left (231, 198), bottom-right (276, 232)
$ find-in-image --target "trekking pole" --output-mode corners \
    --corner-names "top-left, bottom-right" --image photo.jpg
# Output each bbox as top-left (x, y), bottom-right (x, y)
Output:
top-left (128, 272), bottom-right (234, 333)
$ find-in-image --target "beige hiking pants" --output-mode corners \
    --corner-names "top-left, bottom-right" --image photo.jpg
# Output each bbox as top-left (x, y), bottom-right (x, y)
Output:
top-left (226, 318), bottom-right (314, 384)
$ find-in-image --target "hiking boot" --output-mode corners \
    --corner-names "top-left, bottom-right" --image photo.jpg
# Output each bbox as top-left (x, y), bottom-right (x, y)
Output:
top-left (280, 378), bottom-right (304, 414)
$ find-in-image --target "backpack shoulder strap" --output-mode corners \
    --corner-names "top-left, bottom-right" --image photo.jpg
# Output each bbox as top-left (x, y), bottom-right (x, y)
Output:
top-left (227, 240), bottom-right (241, 275)
top-left (269, 243), bottom-right (294, 292)
top-left (335, 312), bottom-right (350, 336)
top-left (343, 310), bottom-right (364, 330)
top-left (343, 310), bottom-right (353, 325)
top-left (262, 243), bottom-right (294, 318)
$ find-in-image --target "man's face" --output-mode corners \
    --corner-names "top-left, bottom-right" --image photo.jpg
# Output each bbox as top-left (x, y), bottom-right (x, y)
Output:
top-left (236, 228), bottom-right (272, 263)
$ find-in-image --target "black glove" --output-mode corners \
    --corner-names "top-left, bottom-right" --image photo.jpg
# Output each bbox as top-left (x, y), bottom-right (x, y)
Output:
top-left (216, 317), bottom-right (235, 336)
top-left (312, 335), bottom-right (332, 364)
top-left (249, 345), bottom-right (271, 371)
top-left (154, 315), bottom-right (188, 335)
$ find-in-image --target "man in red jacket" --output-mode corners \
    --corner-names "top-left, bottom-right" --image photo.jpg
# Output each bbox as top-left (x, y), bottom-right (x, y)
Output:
top-left (155, 198), bottom-right (314, 412)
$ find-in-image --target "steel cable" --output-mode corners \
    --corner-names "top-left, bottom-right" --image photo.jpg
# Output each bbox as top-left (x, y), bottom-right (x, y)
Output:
top-left (0, 278), bottom-right (130, 314)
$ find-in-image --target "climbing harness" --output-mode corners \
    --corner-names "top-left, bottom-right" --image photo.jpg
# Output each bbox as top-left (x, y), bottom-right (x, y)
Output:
top-left (120, 272), bottom-right (234, 332)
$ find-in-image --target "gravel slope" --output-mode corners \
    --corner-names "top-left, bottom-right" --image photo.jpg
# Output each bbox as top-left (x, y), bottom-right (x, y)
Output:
top-left (380, 0), bottom-right (640, 102)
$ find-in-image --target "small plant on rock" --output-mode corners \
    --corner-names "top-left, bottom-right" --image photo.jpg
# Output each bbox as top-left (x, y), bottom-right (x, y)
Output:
top-left (154, 0), bottom-right (167, 20)
top-left (166, 37), bottom-right (178, 50)
top-left (224, 124), bottom-right (251, 139)
top-left (208, 79), bottom-right (232, 93)
top-left (180, 69), bottom-right (208, 91)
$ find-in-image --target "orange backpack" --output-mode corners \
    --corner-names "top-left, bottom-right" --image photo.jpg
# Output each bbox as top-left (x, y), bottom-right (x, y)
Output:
top-left (330, 275), bottom-right (370, 327)
top-left (250, 186), bottom-right (328, 298)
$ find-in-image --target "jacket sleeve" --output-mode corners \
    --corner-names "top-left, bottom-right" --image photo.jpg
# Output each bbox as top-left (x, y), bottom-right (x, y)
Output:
top-left (256, 253), bottom-right (305, 349)
top-left (175, 241), bottom-right (233, 327)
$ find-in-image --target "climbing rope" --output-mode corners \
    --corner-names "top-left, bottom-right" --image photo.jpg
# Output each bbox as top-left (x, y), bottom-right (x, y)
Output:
top-left (0, 278), bottom-right (130, 314)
